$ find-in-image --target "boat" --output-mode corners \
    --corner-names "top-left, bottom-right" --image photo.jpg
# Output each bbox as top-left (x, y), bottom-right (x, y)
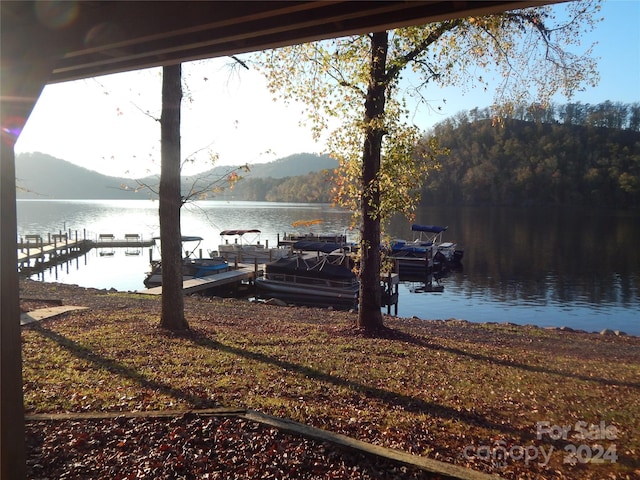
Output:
top-left (388, 238), bottom-right (435, 279)
top-left (412, 224), bottom-right (463, 267)
top-left (213, 229), bottom-right (291, 263)
top-left (277, 219), bottom-right (352, 249)
top-left (143, 236), bottom-right (229, 287)
top-left (256, 241), bottom-right (359, 309)
top-left (389, 224), bottom-right (463, 278)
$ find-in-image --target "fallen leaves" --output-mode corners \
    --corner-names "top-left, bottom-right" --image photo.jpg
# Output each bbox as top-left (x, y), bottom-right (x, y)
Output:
top-left (20, 279), bottom-right (640, 479)
top-left (26, 415), bottom-right (433, 479)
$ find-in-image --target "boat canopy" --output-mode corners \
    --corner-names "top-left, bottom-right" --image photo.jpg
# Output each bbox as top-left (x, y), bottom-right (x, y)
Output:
top-left (220, 229), bottom-right (261, 236)
top-left (292, 241), bottom-right (344, 253)
top-left (266, 255), bottom-right (355, 280)
top-left (152, 235), bottom-right (203, 242)
top-left (411, 224), bottom-right (448, 234)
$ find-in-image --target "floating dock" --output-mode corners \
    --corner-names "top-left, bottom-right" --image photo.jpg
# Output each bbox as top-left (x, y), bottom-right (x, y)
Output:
top-left (17, 232), bottom-right (155, 273)
top-left (92, 233), bottom-right (155, 249)
top-left (17, 238), bottom-right (90, 264)
top-left (18, 232), bottom-right (401, 315)
top-left (17, 233), bottom-right (92, 273)
top-left (137, 265), bottom-right (263, 296)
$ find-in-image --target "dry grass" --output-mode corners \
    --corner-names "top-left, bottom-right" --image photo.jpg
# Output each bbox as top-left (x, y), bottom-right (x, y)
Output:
top-left (20, 280), bottom-right (640, 479)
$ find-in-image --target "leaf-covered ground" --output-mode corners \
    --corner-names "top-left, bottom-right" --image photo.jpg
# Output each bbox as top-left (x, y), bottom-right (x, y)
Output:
top-left (26, 415), bottom-right (434, 480)
top-left (20, 279), bottom-right (640, 479)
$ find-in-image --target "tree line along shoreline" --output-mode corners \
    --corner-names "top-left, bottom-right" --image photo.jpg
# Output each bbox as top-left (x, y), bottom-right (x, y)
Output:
top-left (227, 102), bottom-right (640, 209)
top-left (16, 102), bottom-right (640, 209)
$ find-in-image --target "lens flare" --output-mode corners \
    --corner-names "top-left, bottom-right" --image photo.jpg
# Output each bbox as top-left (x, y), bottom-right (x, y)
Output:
top-left (84, 22), bottom-right (125, 49)
top-left (35, 1), bottom-right (78, 29)
top-left (1, 116), bottom-right (25, 147)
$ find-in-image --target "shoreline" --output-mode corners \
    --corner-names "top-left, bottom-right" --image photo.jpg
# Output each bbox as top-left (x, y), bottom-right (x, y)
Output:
top-left (19, 278), bottom-right (640, 479)
top-left (19, 278), bottom-right (637, 338)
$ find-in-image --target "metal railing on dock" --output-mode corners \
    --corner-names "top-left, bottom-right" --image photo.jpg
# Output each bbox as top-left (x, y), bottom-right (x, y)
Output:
top-left (92, 233), bottom-right (155, 248)
top-left (17, 232), bottom-right (92, 274)
top-left (17, 230), bottom-right (155, 274)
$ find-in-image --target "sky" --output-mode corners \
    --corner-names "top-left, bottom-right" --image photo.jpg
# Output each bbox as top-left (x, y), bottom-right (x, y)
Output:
top-left (14, 0), bottom-right (640, 178)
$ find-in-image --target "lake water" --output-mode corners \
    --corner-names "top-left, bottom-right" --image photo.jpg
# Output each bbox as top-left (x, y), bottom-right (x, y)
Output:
top-left (16, 199), bottom-right (640, 335)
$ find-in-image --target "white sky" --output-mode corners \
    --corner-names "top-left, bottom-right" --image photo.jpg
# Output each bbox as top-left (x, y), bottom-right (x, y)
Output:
top-left (15, 0), bottom-right (640, 178)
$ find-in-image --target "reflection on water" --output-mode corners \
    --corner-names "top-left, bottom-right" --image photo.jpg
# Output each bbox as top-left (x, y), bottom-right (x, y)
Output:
top-left (389, 206), bottom-right (640, 331)
top-left (17, 200), bottom-right (640, 335)
top-left (28, 248), bottom-right (152, 293)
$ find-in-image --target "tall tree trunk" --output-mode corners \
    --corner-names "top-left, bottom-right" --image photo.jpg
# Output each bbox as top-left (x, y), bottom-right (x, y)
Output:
top-left (159, 64), bottom-right (188, 330)
top-left (357, 31), bottom-right (388, 332)
top-left (1, 139), bottom-right (27, 480)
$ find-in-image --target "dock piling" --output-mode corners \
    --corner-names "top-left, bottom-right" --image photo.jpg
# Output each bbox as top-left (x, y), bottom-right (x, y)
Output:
top-left (17, 232), bottom-right (155, 273)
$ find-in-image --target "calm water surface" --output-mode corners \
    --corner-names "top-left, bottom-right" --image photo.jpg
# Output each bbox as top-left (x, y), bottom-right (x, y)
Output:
top-left (16, 200), bottom-right (640, 335)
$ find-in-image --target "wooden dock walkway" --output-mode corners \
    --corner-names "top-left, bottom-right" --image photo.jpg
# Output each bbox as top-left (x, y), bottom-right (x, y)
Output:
top-left (137, 265), bottom-right (263, 295)
top-left (17, 233), bottom-right (155, 251)
top-left (91, 233), bottom-right (155, 248)
top-left (17, 232), bottom-right (155, 272)
top-left (17, 233), bottom-right (93, 272)
top-left (17, 239), bottom-right (90, 264)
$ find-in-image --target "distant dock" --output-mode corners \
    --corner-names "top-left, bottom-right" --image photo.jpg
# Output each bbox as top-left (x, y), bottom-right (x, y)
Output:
top-left (18, 233), bottom-right (401, 316)
top-left (17, 231), bottom-right (155, 274)
top-left (92, 233), bottom-right (155, 249)
top-left (17, 233), bottom-right (92, 273)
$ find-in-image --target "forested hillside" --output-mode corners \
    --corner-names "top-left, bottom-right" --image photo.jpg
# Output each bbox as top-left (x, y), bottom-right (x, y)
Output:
top-left (420, 102), bottom-right (640, 208)
top-left (217, 170), bottom-right (334, 202)
top-left (15, 152), bottom-right (336, 200)
top-left (198, 154), bottom-right (336, 202)
top-left (16, 152), bottom-right (139, 199)
top-left (15, 103), bottom-right (640, 207)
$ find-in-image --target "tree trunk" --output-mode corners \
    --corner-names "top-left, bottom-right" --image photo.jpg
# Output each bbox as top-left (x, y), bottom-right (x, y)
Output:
top-left (159, 64), bottom-right (188, 330)
top-left (1, 140), bottom-right (27, 480)
top-left (356, 31), bottom-right (388, 332)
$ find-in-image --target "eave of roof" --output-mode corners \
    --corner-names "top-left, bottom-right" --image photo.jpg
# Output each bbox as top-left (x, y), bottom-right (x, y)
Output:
top-left (3, 1), bottom-right (554, 85)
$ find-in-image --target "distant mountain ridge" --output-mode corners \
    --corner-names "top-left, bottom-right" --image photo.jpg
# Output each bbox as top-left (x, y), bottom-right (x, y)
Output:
top-left (15, 152), bottom-right (337, 200)
top-left (16, 114), bottom-right (640, 207)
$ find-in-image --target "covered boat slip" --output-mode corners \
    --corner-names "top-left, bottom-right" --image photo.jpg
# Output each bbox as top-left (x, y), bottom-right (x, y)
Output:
top-left (143, 235), bottom-right (230, 287)
top-left (215, 229), bottom-right (291, 263)
top-left (257, 241), bottom-right (359, 309)
top-left (256, 241), bottom-right (399, 312)
top-left (390, 223), bottom-right (464, 280)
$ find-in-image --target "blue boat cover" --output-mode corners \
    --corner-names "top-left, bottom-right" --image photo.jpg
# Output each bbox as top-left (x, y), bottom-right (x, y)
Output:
top-left (411, 224), bottom-right (447, 233)
top-left (292, 241), bottom-right (344, 253)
